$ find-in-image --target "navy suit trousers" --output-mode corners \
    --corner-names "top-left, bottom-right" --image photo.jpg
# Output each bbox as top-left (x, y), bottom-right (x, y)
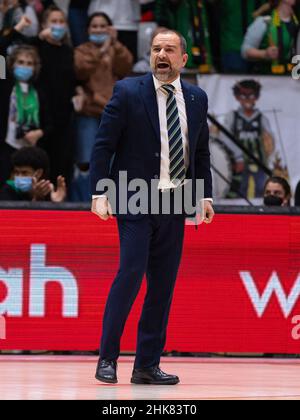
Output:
top-left (100, 201), bottom-right (186, 368)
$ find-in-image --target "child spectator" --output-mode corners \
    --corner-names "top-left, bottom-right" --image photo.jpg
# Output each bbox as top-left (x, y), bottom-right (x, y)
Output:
top-left (0, 146), bottom-right (66, 201)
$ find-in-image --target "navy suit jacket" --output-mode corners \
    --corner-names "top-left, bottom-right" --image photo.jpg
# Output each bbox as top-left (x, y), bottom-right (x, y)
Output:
top-left (90, 72), bottom-right (212, 218)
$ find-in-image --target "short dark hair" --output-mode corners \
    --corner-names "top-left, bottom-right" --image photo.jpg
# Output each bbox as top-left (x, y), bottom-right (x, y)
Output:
top-left (87, 12), bottom-right (113, 29)
top-left (264, 176), bottom-right (292, 198)
top-left (233, 80), bottom-right (262, 98)
top-left (12, 147), bottom-right (50, 179)
top-left (151, 29), bottom-right (187, 54)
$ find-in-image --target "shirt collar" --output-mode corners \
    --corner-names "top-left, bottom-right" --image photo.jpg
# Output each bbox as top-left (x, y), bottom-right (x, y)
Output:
top-left (152, 74), bottom-right (181, 94)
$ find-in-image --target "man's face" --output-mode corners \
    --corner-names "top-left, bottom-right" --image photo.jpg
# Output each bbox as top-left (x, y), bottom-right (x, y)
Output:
top-left (264, 182), bottom-right (289, 206)
top-left (235, 87), bottom-right (258, 111)
top-left (150, 32), bottom-right (188, 82)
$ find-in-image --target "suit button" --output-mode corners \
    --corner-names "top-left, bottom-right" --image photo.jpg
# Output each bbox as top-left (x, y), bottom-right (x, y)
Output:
top-left (155, 153), bottom-right (160, 158)
top-left (154, 175), bottom-right (159, 179)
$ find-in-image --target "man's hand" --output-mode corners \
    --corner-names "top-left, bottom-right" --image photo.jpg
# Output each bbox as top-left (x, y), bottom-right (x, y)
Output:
top-left (201, 200), bottom-right (215, 224)
top-left (91, 196), bottom-right (114, 221)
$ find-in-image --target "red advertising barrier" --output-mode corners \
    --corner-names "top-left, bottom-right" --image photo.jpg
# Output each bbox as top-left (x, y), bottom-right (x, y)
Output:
top-left (0, 210), bottom-right (300, 353)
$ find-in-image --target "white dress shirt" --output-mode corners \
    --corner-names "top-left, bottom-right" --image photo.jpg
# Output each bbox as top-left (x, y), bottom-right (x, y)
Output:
top-left (153, 75), bottom-right (189, 191)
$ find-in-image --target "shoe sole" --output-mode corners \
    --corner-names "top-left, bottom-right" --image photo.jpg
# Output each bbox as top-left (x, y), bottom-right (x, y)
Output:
top-left (130, 378), bottom-right (179, 385)
top-left (95, 374), bottom-right (118, 384)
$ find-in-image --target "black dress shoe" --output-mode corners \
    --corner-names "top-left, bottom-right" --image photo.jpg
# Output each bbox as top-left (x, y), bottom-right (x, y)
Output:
top-left (131, 366), bottom-right (179, 385)
top-left (95, 359), bottom-right (118, 384)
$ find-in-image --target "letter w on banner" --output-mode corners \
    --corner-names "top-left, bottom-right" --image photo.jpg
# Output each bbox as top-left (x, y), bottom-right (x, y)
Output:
top-left (240, 271), bottom-right (300, 318)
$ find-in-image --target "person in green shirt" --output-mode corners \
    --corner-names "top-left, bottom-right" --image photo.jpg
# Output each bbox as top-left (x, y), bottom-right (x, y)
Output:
top-left (218, 0), bottom-right (266, 73)
top-left (155, 0), bottom-right (213, 71)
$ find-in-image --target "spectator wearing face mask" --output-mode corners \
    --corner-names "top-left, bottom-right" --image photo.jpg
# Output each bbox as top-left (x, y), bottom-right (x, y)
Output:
top-left (37, 5), bottom-right (75, 186)
top-left (263, 176), bottom-right (291, 206)
top-left (0, 44), bottom-right (51, 184)
top-left (0, 146), bottom-right (66, 201)
top-left (88, 0), bottom-right (145, 62)
top-left (71, 11), bottom-right (133, 202)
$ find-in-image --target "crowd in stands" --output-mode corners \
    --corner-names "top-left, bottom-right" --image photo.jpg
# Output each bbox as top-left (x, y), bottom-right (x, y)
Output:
top-left (0, 0), bottom-right (299, 205)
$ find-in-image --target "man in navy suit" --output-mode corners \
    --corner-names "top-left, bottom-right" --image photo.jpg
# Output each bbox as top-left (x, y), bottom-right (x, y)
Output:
top-left (90, 29), bottom-right (214, 385)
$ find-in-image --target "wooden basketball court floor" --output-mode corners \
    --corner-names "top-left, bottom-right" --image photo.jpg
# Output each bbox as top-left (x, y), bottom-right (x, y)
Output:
top-left (0, 356), bottom-right (300, 400)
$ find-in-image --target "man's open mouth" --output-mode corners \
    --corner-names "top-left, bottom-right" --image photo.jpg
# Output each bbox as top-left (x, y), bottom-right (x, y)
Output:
top-left (157, 62), bottom-right (170, 69)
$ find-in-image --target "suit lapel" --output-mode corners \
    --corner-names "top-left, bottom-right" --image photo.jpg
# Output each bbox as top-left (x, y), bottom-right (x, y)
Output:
top-left (140, 73), bottom-right (161, 145)
top-left (181, 80), bottom-right (202, 148)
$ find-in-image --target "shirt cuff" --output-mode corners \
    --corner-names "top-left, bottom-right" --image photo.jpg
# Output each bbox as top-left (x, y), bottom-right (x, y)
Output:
top-left (92, 195), bottom-right (107, 199)
top-left (201, 198), bottom-right (213, 204)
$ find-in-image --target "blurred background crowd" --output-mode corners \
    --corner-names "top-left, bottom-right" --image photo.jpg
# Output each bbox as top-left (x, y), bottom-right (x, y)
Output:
top-left (0, 0), bottom-right (300, 205)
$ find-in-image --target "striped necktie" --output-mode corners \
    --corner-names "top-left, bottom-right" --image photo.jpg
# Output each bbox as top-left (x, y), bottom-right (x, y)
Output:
top-left (161, 84), bottom-right (186, 187)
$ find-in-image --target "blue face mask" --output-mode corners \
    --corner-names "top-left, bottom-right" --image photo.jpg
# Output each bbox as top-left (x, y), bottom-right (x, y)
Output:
top-left (51, 24), bottom-right (67, 41)
top-left (14, 176), bottom-right (33, 193)
top-left (13, 66), bottom-right (34, 82)
top-left (89, 33), bottom-right (110, 45)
